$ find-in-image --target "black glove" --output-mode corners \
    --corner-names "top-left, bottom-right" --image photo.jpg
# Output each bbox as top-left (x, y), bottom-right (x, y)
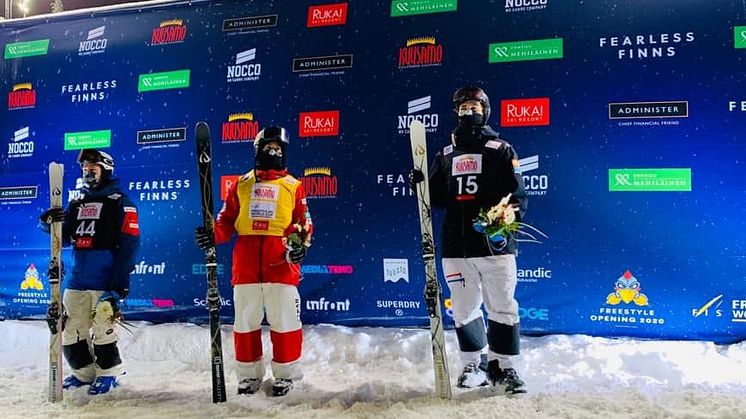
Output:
top-left (408, 169), bottom-right (425, 189)
top-left (39, 207), bottom-right (65, 224)
top-left (286, 246), bottom-right (307, 264)
top-left (194, 226), bottom-right (214, 251)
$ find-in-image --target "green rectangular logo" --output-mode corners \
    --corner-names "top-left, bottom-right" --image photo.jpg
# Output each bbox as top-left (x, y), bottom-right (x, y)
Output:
top-left (390, 0), bottom-right (457, 17)
top-left (138, 70), bottom-right (191, 92)
top-left (609, 168), bottom-right (691, 192)
top-left (4, 39), bottom-right (50, 59)
top-left (735, 26), bottom-right (746, 49)
top-left (489, 38), bottom-right (564, 63)
top-left (64, 130), bottom-right (112, 150)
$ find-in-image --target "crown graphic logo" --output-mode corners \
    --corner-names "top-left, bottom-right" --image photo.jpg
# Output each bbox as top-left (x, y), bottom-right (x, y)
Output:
top-left (406, 36), bottom-right (436, 47)
top-left (228, 113), bottom-right (254, 122)
top-left (304, 167), bottom-right (332, 176)
top-left (160, 19), bottom-right (184, 27)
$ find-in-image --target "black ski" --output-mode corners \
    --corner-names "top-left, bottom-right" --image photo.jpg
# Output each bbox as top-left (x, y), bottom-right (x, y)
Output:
top-left (195, 122), bottom-right (227, 403)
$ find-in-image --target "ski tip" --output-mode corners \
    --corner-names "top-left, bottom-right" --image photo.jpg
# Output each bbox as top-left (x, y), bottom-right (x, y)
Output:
top-left (195, 122), bottom-right (211, 141)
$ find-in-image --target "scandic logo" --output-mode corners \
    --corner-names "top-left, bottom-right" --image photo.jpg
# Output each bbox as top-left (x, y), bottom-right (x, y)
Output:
top-left (138, 70), bottom-right (190, 93)
top-left (8, 83), bottom-right (36, 110)
top-left (0, 186), bottom-right (37, 200)
top-left (609, 168), bottom-right (691, 192)
top-left (302, 167), bottom-right (338, 199)
top-left (221, 175), bottom-right (241, 200)
top-left (399, 36), bottom-right (443, 68)
top-left (151, 19), bottom-right (187, 45)
top-left (608, 101), bottom-right (688, 119)
top-left (307, 3), bottom-right (348, 27)
top-left (222, 113), bottom-right (259, 143)
top-left (390, 0), bottom-right (458, 17)
top-left (299, 111), bottom-right (340, 137)
top-left (293, 54), bottom-right (353, 72)
top-left (137, 127), bottom-right (186, 145)
top-left (489, 38), bottom-right (563, 63)
top-left (501, 98), bottom-right (550, 127)
top-left (222, 14), bottom-right (278, 32)
top-left (64, 130), bottom-right (112, 150)
top-left (4, 39), bottom-right (50, 59)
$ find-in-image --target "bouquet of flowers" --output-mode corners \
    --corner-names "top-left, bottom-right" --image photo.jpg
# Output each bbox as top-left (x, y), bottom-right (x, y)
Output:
top-left (473, 193), bottom-right (547, 251)
top-left (285, 220), bottom-right (312, 250)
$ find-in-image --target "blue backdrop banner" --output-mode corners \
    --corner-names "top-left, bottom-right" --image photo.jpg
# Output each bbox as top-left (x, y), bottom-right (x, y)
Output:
top-left (1, 0), bottom-right (745, 344)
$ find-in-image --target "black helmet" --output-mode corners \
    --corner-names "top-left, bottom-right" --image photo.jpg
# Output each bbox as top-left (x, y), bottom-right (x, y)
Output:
top-left (452, 85), bottom-right (491, 123)
top-left (254, 126), bottom-right (290, 168)
top-left (77, 148), bottom-right (114, 185)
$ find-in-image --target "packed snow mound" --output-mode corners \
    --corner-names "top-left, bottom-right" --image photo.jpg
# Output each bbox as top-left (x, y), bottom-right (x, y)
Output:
top-left (1, 320), bottom-right (745, 418)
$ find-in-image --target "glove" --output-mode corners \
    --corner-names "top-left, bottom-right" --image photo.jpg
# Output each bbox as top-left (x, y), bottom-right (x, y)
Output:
top-left (194, 226), bottom-right (214, 251)
top-left (286, 245), bottom-right (307, 264)
top-left (39, 207), bottom-right (65, 224)
top-left (408, 169), bottom-right (425, 189)
top-left (95, 291), bottom-right (123, 324)
top-left (100, 290), bottom-right (126, 303)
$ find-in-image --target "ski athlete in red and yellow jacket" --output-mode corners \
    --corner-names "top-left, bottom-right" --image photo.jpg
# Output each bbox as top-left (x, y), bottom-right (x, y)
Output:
top-left (196, 126), bottom-right (312, 397)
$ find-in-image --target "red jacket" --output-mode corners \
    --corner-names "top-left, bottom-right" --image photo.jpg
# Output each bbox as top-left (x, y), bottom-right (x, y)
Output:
top-left (214, 169), bottom-right (312, 286)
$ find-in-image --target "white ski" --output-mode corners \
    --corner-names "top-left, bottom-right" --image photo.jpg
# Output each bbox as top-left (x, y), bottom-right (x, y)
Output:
top-left (47, 162), bottom-right (64, 402)
top-left (409, 120), bottom-right (452, 399)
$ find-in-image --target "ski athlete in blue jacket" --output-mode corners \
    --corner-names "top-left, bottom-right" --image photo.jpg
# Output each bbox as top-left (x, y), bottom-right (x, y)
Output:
top-left (39, 148), bottom-right (140, 395)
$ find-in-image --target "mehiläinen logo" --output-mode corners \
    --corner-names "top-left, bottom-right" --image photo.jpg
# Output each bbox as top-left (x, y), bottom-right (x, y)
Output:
top-left (222, 14), bottom-right (278, 33)
top-left (138, 70), bottom-right (190, 93)
top-left (489, 38), bottom-right (563, 63)
top-left (79, 26), bottom-right (108, 56)
top-left (8, 126), bottom-right (34, 158)
top-left (4, 39), bottom-right (49, 59)
top-left (398, 36), bottom-right (443, 68)
top-left (599, 32), bottom-right (695, 60)
top-left (398, 96), bottom-right (439, 134)
top-left (390, 0), bottom-right (458, 17)
top-left (227, 48), bottom-right (262, 83)
top-left (8, 83), bottom-right (36, 110)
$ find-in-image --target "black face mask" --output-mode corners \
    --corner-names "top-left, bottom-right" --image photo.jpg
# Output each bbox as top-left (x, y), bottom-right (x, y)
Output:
top-left (83, 171), bottom-right (98, 188)
top-left (256, 150), bottom-right (285, 170)
top-left (457, 112), bottom-right (485, 127)
top-left (453, 125), bottom-right (486, 151)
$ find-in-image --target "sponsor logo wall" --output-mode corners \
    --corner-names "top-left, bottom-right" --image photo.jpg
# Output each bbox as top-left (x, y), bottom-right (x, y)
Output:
top-left (0, 0), bottom-right (743, 343)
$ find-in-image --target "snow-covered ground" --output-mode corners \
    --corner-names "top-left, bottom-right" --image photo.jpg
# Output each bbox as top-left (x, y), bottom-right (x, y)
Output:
top-left (1, 321), bottom-right (745, 418)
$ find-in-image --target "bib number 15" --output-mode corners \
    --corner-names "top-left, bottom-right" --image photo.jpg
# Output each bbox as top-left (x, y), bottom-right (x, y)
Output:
top-left (456, 175), bottom-right (478, 194)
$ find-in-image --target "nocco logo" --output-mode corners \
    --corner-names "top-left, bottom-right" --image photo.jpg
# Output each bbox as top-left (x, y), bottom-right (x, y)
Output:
top-left (61, 80), bottom-right (117, 103)
top-left (79, 26), bottom-right (108, 56)
top-left (299, 110), bottom-right (340, 137)
top-left (151, 19), bottom-right (187, 46)
top-left (398, 36), bottom-right (443, 69)
top-left (599, 32), bottom-right (695, 60)
top-left (505, 0), bottom-right (548, 13)
top-left (301, 167), bottom-right (338, 199)
top-left (589, 270), bottom-right (665, 326)
top-left (222, 14), bottom-right (278, 33)
top-left (226, 48), bottom-right (262, 83)
top-left (222, 113), bottom-right (259, 143)
top-left (8, 127), bottom-right (34, 158)
top-left (501, 97), bottom-right (550, 127)
top-left (128, 178), bottom-right (191, 201)
top-left (306, 297), bottom-right (351, 312)
top-left (518, 155), bottom-right (548, 196)
top-left (376, 173), bottom-right (413, 197)
top-left (8, 83), bottom-right (36, 110)
top-left (397, 96), bottom-right (439, 134)
top-left (692, 294), bottom-right (746, 323)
